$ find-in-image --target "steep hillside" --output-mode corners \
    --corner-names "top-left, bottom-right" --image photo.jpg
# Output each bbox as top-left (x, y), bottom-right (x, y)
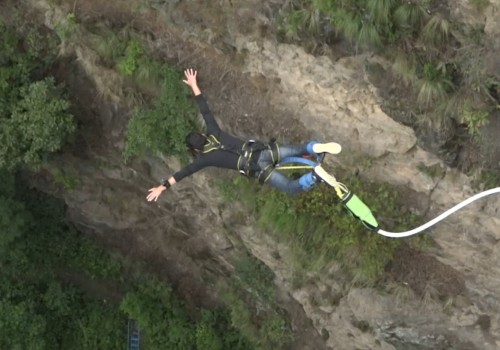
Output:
top-left (7, 0), bottom-right (500, 349)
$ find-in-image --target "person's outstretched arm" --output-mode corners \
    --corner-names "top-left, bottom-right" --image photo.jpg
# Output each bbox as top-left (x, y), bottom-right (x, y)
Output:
top-left (183, 68), bottom-right (202, 96)
top-left (183, 69), bottom-right (220, 134)
top-left (146, 69), bottom-right (215, 202)
top-left (146, 177), bottom-right (176, 202)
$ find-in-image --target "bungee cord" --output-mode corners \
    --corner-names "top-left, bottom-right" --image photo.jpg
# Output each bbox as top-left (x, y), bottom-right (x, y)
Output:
top-left (376, 187), bottom-right (500, 238)
top-left (277, 157), bottom-right (500, 238)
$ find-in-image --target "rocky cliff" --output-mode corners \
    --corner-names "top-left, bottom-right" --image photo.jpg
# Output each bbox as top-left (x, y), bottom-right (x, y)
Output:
top-left (22, 0), bottom-right (500, 349)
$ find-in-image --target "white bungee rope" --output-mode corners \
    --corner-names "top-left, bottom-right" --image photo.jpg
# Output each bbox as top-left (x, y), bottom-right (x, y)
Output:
top-left (277, 157), bottom-right (500, 239)
top-left (376, 187), bottom-right (500, 238)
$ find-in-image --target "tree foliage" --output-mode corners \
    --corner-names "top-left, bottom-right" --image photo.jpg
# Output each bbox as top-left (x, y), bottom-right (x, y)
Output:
top-left (0, 173), bottom-right (254, 350)
top-left (0, 23), bottom-right (75, 171)
top-left (120, 281), bottom-right (196, 349)
top-left (124, 64), bottom-right (196, 160)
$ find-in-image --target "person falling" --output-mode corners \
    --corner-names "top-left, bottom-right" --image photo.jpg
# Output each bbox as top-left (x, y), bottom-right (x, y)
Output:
top-left (147, 69), bottom-right (341, 202)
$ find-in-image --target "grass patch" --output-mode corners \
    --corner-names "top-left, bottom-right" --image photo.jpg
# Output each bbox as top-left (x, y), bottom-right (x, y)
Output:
top-left (219, 169), bottom-right (423, 285)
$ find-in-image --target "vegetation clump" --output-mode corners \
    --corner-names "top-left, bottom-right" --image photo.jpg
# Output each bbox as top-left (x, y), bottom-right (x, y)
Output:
top-left (220, 254), bottom-right (294, 350)
top-left (96, 36), bottom-right (198, 161)
top-left (220, 169), bottom-right (424, 285)
top-left (277, 0), bottom-right (499, 138)
top-left (0, 170), bottom-right (257, 349)
top-left (0, 22), bottom-right (75, 171)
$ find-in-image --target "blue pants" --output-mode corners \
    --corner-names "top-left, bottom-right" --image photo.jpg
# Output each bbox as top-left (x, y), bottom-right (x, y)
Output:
top-left (256, 142), bottom-right (318, 195)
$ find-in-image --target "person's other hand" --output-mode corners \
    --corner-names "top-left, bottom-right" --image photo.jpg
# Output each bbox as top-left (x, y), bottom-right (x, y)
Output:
top-left (147, 185), bottom-right (166, 202)
top-left (183, 68), bottom-right (198, 87)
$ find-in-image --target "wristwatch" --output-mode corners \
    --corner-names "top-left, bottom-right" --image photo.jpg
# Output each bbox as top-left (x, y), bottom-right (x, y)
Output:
top-left (161, 178), bottom-right (171, 189)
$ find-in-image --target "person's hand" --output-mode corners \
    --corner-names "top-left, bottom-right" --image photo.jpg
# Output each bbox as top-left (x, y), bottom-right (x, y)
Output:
top-left (183, 68), bottom-right (198, 88)
top-left (147, 185), bottom-right (166, 202)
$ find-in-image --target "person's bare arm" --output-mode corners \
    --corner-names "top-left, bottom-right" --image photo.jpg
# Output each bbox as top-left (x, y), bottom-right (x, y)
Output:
top-left (146, 177), bottom-right (176, 202)
top-left (183, 68), bottom-right (201, 96)
top-left (146, 69), bottom-right (195, 202)
top-left (183, 68), bottom-right (220, 134)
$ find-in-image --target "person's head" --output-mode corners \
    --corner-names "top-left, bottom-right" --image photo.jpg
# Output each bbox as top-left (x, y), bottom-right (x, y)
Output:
top-left (185, 132), bottom-right (207, 153)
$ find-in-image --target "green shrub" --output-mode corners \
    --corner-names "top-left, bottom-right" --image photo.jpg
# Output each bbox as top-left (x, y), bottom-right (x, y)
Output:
top-left (0, 196), bottom-right (31, 254)
top-left (71, 236), bottom-right (123, 279)
top-left (120, 280), bottom-right (196, 349)
top-left (234, 254), bottom-right (276, 301)
top-left (260, 312), bottom-right (294, 349)
top-left (460, 107), bottom-right (489, 136)
top-left (196, 323), bottom-right (224, 350)
top-left (124, 66), bottom-right (196, 160)
top-left (0, 77), bottom-right (75, 171)
top-left (0, 25), bottom-right (75, 169)
top-left (0, 299), bottom-right (46, 350)
top-left (0, 175), bottom-right (252, 350)
top-left (220, 287), bottom-right (259, 345)
top-left (198, 309), bottom-right (254, 350)
top-left (221, 171), bottom-right (421, 284)
top-left (118, 39), bottom-right (144, 76)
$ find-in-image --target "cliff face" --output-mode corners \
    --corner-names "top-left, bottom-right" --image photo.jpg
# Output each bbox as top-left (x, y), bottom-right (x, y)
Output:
top-left (23, 0), bottom-right (500, 349)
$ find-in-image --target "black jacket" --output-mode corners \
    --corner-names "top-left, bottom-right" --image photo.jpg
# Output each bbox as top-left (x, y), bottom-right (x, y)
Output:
top-left (173, 95), bottom-right (246, 182)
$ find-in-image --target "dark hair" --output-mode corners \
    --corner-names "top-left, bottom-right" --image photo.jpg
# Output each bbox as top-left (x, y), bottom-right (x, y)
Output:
top-left (185, 132), bottom-right (207, 152)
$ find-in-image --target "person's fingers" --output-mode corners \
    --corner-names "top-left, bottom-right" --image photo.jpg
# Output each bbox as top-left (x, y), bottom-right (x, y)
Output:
top-left (148, 188), bottom-right (155, 192)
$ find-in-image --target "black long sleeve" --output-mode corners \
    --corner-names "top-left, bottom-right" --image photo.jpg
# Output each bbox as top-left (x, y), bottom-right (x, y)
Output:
top-left (172, 95), bottom-right (247, 183)
top-left (195, 94), bottom-right (220, 135)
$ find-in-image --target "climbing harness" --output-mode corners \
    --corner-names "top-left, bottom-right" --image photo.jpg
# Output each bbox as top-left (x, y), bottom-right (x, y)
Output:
top-left (277, 156), bottom-right (500, 238)
top-left (237, 140), bottom-right (267, 177)
top-left (199, 134), bottom-right (279, 179)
